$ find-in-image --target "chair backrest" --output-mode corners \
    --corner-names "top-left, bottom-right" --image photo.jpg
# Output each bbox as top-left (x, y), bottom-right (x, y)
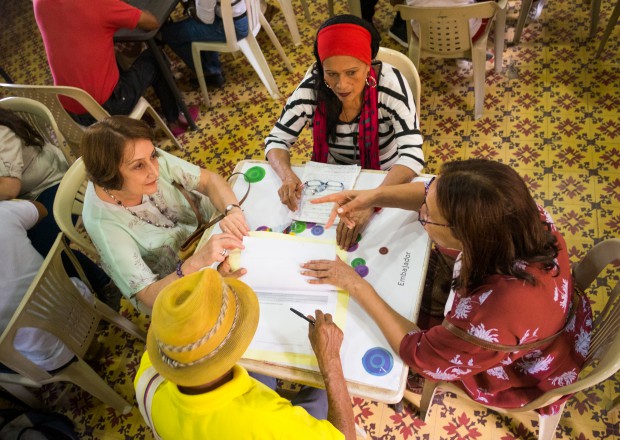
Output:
top-left (376, 47), bottom-right (421, 119)
top-left (396, 2), bottom-right (501, 58)
top-left (218, 0), bottom-right (260, 50)
top-left (52, 157), bottom-right (98, 258)
top-left (0, 96), bottom-right (74, 165)
top-left (515, 238), bottom-right (620, 412)
top-left (0, 234), bottom-right (98, 382)
top-left (0, 83), bottom-right (111, 158)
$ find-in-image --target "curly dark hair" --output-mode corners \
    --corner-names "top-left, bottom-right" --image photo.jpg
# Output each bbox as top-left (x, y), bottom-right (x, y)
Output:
top-left (435, 159), bottom-right (560, 291)
top-left (311, 14), bottom-right (381, 145)
top-left (0, 107), bottom-right (44, 149)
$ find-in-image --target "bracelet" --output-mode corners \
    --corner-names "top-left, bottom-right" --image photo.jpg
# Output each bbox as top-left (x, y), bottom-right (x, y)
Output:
top-left (176, 261), bottom-right (185, 278)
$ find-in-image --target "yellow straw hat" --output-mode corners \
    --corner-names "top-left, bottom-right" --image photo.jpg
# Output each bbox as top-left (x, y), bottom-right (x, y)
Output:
top-left (146, 268), bottom-right (259, 387)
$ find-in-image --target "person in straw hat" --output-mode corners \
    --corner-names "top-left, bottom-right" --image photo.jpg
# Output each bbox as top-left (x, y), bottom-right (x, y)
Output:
top-left (134, 268), bottom-right (355, 439)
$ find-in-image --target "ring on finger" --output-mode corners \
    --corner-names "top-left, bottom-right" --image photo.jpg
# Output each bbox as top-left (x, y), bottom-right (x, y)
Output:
top-left (221, 249), bottom-right (229, 257)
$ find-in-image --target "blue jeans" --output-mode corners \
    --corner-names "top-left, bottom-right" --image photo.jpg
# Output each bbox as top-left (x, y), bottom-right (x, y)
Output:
top-left (72, 49), bottom-right (179, 124)
top-left (249, 372), bottom-right (328, 420)
top-left (161, 15), bottom-right (249, 76)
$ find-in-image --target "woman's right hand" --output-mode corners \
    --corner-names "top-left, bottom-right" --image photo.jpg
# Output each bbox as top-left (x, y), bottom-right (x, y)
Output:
top-left (311, 189), bottom-right (378, 229)
top-left (278, 173), bottom-right (303, 211)
top-left (189, 232), bottom-right (244, 269)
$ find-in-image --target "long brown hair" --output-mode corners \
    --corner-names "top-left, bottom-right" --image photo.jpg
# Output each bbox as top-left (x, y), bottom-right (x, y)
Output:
top-left (436, 159), bottom-right (559, 291)
top-left (0, 108), bottom-right (44, 149)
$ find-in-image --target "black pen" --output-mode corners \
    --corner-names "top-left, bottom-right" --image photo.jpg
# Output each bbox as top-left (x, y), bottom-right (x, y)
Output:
top-left (289, 307), bottom-right (315, 326)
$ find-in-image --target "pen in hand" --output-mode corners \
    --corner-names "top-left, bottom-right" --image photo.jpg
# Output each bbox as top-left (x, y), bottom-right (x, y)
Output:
top-left (289, 307), bottom-right (315, 326)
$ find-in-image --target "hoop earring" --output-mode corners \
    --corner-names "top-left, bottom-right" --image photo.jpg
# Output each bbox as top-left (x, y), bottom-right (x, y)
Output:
top-left (324, 80), bottom-right (331, 89)
top-left (365, 74), bottom-right (377, 88)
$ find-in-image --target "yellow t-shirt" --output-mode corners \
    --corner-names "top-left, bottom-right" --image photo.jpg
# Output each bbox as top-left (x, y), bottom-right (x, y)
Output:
top-left (135, 353), bottom-right (344, 439)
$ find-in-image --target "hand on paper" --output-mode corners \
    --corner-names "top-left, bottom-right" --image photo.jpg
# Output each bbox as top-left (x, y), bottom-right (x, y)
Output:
top-left (219, 209), bottom-right (250, 239)
top-left (190, 232), bottom-right (244, 269)
top-left (308, 310), bottom-right (343, 367)
top-left (301, 256), bottom-right (365, 294)
top-left (336, 206), bottom-right (373, 250)
top-left (311, 189), bottom-right (377, 229)
top-left (277, 173), bottom-right (303, 211)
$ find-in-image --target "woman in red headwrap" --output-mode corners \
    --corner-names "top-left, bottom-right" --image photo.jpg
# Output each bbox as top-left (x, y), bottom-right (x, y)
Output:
top-left (264, 14), bottom-right (424, 250)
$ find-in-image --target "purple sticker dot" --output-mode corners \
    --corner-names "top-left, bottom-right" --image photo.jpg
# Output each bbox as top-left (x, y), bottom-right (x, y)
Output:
top-left (347, 242), bottom-right (359, 253)
top-left (256, 226), bottom-right (271, 232)
top-left (355, 265), bottom-right (369, 277)
top-left (311, 225), bottom-right (324, 235)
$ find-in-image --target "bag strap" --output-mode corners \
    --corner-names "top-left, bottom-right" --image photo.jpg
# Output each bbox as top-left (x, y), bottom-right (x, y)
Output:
top-left (442, 288), bottom-right (583, 353)
top-left (173, 172), bottom-right (252, 227)
top-left (135, 366), bottom-right (165, 440)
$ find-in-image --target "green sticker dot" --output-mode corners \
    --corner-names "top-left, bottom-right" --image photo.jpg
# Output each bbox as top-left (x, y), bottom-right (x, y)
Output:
top-left (291, 221), bottom-right (306, 233)
top-left (244, 166), bottom-right (266, 183)
top-left (351, 258), bottom-right (366, 268)
top-left (356, 233), bottom-right (362, 243)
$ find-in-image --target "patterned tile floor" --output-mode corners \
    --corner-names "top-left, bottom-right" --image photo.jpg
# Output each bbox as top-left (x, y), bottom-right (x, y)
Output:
top-left (1, 0), bottom-right (619, 438)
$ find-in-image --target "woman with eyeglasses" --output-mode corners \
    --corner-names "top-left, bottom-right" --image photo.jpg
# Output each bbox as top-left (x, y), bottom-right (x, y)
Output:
top-left (264, 14), bottom-right (424, 250)
top-left (301, 159), bottom-right (592, 414)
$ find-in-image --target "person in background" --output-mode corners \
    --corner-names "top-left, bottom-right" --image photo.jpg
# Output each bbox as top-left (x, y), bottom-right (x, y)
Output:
top-left (134, 268), bottom-right (355, 439)
top-left (359, 0), bottom-right (408, 48)
top-left (33, 0), bottom-right (197, 136)
top-left (265, 14), bottom-right (424, 250)
top-left (0, 200), bottom-right (94, 371)
top-left (81, 116), bottom-right (249, 313)
top-left (0, 108), bottom-right (119, 309)
top-left (162, 0), bottom-right (249, 88)
top-left (302, 159), bottom-right (592, 415)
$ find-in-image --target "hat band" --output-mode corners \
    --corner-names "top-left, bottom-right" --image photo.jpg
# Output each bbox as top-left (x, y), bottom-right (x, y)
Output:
top-left (157, 285), bottom-right (240, 369)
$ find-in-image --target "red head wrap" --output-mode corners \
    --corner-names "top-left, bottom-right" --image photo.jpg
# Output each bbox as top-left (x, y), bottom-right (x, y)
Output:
top-left (316, 23), bottom-right (372, 65)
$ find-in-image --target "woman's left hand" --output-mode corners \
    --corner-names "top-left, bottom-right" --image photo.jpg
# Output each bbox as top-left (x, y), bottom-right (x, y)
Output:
top-left (301, 256), bottom-right (366, 295)
top-left (336, 206), bottom-right (374, 250)
top-left (217, 257), bottom-right (246, 278)
top-left (219, 208), bottom-right (250, 239)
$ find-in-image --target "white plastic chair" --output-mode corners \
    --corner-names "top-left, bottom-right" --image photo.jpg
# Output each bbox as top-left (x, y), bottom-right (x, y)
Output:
top-left (327, 0), bottom-right (362, 17)
top-left (0, 82), bottom-right (183, 153)
top-left (376, 47), bottom-right (422, 119)
top-left (411, 238), bottom-right (620, 440)
top-left (0, 233), bottom-right (146, 414)
top-left (395, 0), bottom-right (507, 120)
top-left (0, 96), bottom-right (74, 165)
top-left (53, 157), bottom-right (98, 260)
top-left (275, 0), bottom-right (310, 46)
top-left (191, 0), bottom-right (293, 107)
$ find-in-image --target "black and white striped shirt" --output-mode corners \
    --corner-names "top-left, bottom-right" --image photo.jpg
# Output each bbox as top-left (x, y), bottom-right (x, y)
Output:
top-left (265, 62), bottom-right (424, 174)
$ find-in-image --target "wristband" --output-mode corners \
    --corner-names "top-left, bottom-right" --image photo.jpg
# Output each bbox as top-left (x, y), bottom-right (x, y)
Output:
top-left (176, 261), bottom-right (185, 278)
top-left (225, 204), bottom-right (241, 215)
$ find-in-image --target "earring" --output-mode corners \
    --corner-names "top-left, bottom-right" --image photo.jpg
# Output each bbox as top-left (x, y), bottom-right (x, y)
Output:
top-left (365, 74), bottom-right (377, 88)
top-left (324, 80), bottom-right (331, 89)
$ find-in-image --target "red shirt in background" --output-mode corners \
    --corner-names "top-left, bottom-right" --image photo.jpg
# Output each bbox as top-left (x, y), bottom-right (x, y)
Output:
top-left (34, 0), bottom-right (142, 114)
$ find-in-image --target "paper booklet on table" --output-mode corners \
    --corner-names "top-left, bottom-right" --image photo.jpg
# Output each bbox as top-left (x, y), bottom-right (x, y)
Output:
top-left (231, 231), bottom-right (349, 367)
top-left (293, 161), bottom-right (361, 225)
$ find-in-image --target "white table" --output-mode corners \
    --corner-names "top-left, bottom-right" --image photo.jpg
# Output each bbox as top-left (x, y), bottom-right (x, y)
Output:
top-left (201, 160), bottom-right (431, 403)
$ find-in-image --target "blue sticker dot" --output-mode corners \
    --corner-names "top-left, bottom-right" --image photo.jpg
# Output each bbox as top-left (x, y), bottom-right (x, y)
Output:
top-left (362, 347), bottom-right (393, 376)
top-left (355, 265), bottom-right (369, 277)
top-left (311, 225), bottom-right (324, 235)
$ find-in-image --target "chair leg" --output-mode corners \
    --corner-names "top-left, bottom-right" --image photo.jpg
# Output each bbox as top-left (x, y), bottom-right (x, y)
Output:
top-left (328, 0), bottom-right (334, 17)
top-left (348, 0), bottom-right (362, 17)
top-left (191, 45), bottom-right (211, 108)
top-left (419, 380), bottom-right (438, 422)
top-left (238, 36), bottom-right (283, 100)
top-left (60, 360), bottom-right (133, 414)
top-left (494, 8), bottom-right (506, 73)
top-left (512, 0), bottom-right (534, 45)
top-left (277, 0), bottom-right (302, 46)
top-left (259, 14), bottom-right (294, 71)
top-left (0, 384), bottom-right (42, 408)
top-left (590, 0), bottom-right (603, 38)
top-left (94, 298), bottom-right (146, 341)
top-left (595, 0), bottom-right (620, 58)
top-left (537, 404), bottom-right (564, 440)
top-left (472, 43), bottom-right (487, 119)
top-left (141, 103), bottom-right (184, 151)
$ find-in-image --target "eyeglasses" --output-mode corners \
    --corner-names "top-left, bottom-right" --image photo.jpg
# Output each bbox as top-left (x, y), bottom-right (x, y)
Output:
top-left (418, 176), bottom-right (452, 228)
top-left (302, 180), bottom-right (344, 195)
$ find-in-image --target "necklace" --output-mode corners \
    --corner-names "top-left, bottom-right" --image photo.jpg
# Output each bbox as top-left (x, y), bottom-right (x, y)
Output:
top-left (103, 188), bottom-right (178, 229)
